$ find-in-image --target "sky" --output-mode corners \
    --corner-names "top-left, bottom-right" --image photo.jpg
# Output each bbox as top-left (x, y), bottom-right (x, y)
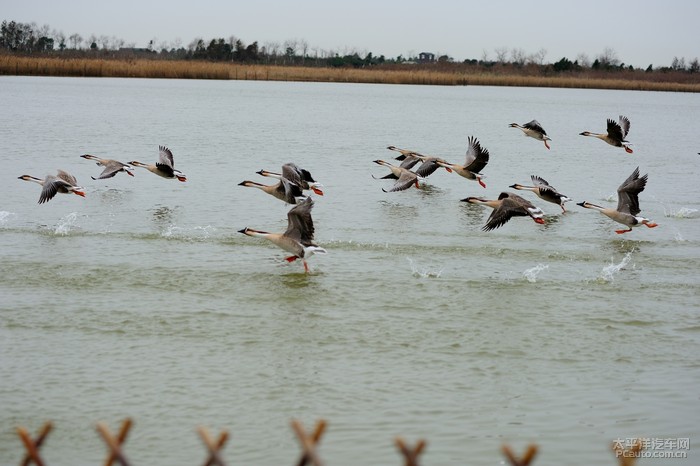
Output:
top-left (4, 0), bottom-right (700, 68)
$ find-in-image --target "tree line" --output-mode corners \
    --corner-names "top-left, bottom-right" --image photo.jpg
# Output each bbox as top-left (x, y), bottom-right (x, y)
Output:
top-left (2, 19), bottom-right (699, 74)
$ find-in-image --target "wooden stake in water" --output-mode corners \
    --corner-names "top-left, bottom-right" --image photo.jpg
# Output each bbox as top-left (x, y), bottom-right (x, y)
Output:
top-left (17, 422), bottom-right (52, 466)
top-left (96, 419), bottom-right (133, 466)
top-left (395, 437), bottom-right (426, 466)
top-left (197, 425), bottom-right (229, 466)
top-left (291, 419), bottom-right (326, 466)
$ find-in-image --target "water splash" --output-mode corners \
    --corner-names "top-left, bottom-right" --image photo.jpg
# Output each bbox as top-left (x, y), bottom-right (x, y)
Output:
top-left (0, 211), bottom-right (16, 225)
top-left (663, 206), bottom-right (699, 219)
top-left (406, 257), bottom-right (442, 278)
top-left (523, 263), bottom-right (549, 283)
top-left (54, 212), bottom-right (78, 235)
top-left (599, 252), bottom-right (633, 282)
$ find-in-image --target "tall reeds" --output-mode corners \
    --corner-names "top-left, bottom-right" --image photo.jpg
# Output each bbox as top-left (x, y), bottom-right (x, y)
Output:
top-left (2, 55), bottom-right (699, 92)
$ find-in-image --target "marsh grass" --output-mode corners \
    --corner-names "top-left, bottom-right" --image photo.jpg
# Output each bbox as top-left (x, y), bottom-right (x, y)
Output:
top-left (2, 55), bottom-right (699, 92)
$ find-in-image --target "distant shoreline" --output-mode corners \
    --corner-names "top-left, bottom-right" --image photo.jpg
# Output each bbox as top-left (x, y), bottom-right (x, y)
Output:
top-left (2, 55), bottom-right (699, 92)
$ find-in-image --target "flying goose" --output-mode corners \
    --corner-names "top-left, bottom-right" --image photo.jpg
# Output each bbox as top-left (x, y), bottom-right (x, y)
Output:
top-left (80, 154), bottom-right (134, 179)
top-left (509, 120), bottom-right (551, 149)
top-left (129, 146), bottom-right (187, 181)
top-left (435, 136), bottom-right (490, 188)
top-left (18, 170), bottom-right (86, 204)
top-left (386, 145), bottom-right (423, 170)
top-left (372, 160), bottom-right (420, 192)
top-left (461, 192), bottom-right (545, 231)
top-left (580, 115), bottom-right (634, 153)
top-left (256, 163), bottom-right (324, 195)
top-left (239, 197), bottom-right (326, 273)
top-left (509, 175), bottom-right (572, 212)
top-left (239, 177), bottom-right (306, 204)
top-left (577, 167), bottom-right (657, 234)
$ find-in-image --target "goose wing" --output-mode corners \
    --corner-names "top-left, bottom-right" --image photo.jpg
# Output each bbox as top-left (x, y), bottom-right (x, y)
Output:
top-left (94, 160), bottom-right (127, 179)
top-left (383, 169), bottom-right (417, 192)
top-left (617, 115), bottom-right (631, 139)
top-left (285, 197), bottom-right (315, 244)
top-left (281, 163), bottom-right (304, 186)
top-left (39, 175), bottom-right (69, 204)
top-left (56, 170), bottom-right (78, 186)
top-left (156, 146), bottom-right (175, 175)
top-left (482, 194), bottom-right (528, 231)
top-left (523, 120), bottom-right (547, 135)
top-left (464, 136), bottom-right (489, 172)
top-left (617, 167), bottom-right (647, 215)
top-left (606, 118), bottom-right (625, 142)
top-left (530, 175), bottom-right (551, 188)
top-left (399, 155), bottom-right (421, 170)
top-left (414, 159), bottom-right (441, 178)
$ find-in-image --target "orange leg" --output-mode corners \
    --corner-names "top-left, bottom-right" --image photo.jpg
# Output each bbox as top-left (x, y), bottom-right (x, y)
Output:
top-left (615, 228), bottom-right (633, 234)
top-left (285, 256), bottom-right (298, 262)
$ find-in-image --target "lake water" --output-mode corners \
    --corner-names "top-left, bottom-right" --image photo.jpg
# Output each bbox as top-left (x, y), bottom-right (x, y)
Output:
top-left (0, 76), bottom-right (698, 465)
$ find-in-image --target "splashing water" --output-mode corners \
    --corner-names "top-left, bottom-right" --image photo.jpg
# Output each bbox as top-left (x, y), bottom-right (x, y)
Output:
top-left (599, 252), bottom-right (633, 282)
top-left (406, 257), bottom-right (442, 278)
top-left (0, 211), bottom-right (16, 225)
top-left (523, 263), bottom-right (549, 283)
top-left (54, 212), bottom-right (78, 235)
top-left (664, 206), bottom-right (699, 219)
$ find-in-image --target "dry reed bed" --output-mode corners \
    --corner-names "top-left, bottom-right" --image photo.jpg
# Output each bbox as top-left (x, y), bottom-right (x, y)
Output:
top-left (2, 55), bottom-right (700, 92)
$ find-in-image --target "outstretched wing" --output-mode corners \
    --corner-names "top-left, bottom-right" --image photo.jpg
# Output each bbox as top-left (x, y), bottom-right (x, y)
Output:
top-left (606, 118), bottom-right (625, 142)
top-left (56, 170), bottom-right (77, 186)
top-left (383, 169), bottom-right (418, 193)
top-left (617, 166), bottom-right (647, 215)
top-left (523, 120), bottom-right (547, 135)
top-left (617, 115), bottom-right (631, 139)
top-left (285, 197), bottom-right (315, 244)
top-left (530, 175), bottom-right (551, 188)
top-left (94, 160), bottom-right (126, 179)
top-left (39, 175), bottom-right (70, 204)
top-left (415, 159), bottom-right (440, 178)
top-left (157, 146), bottom-right (175, 175)
top-left (464, 136), bottom-right (489, 173)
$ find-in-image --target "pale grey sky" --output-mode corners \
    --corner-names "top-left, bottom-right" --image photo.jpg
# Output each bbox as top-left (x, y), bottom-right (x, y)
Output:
top-left (4, 0), bottom-right (699, 68)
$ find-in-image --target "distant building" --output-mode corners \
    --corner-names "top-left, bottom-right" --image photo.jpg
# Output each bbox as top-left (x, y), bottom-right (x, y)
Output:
top-left (418, 52), bottom-right (435, 63)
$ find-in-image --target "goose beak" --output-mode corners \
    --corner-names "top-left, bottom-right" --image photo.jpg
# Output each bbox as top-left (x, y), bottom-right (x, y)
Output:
top-left (576, 201), bottom-right (586, 207)
top-left (238, 228), bottom-right (248, 234)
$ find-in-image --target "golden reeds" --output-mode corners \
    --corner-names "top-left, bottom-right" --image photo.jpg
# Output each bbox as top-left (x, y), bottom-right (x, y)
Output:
top-left (2, 55), bottom-right (699, 92)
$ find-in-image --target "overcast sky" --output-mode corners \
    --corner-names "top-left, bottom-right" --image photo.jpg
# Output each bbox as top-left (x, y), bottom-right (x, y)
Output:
top-left (4, 0), bottom-right (699, 68)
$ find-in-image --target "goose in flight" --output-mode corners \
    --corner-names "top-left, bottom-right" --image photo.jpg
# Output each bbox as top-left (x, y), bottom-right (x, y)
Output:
top-left (239, 197), bottom-right (326, 273)
top-left (577, 167), bottom-right (657, 234)
top-left (129, 146), bottom-right (187, 181)
top-left (18, 170), bottom-right (86, 204)
top-left (579, 115), bottom-right (633, 153)
top-left (80, 154), bottom-right (134, 179)
top-left (509, 175), bottom-right (572, 212)
top-left (372, 160), bottom-right (420, 192)
top-left (436, 136), bottom-right (490, 188)
top-left (256, 163), bottom-right (323, 195)
top-left (509, 120), bottom-right (551, 149)
top-left (462, 192), bottom-right (545, 231)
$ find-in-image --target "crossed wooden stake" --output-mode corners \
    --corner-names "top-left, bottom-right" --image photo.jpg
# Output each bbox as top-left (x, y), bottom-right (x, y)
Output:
top-left (96, 418), bottom-right (133, 466)
top-left (16, 421), bottom-right (53, 466)
top-left (291, 419), bottom-right (327, 466)
top-left (502, 444), bottom-right (538, 466)
top-left (395, 437), bottom-right (427, 466)
top-left (197, 426), bottom-right (230, 466)
top-left (612, 438), bottom-right (643, 466)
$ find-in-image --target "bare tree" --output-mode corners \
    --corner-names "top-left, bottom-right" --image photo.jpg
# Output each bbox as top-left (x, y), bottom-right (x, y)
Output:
top-left (494, 46), bottom-right (509, 63)
top-left (671, 56), bottom-right (686, 71)
top-left (689, 58), bottom-right (699, 73)
top-left (597, 47), bottom-right (620, 67)
top-left (481, 49), bottom-right (490, 62)
top-left (69, 33), bottom-right (82, 49)
top-left (53, 30), bottom-right (66, 50)
top-left (576, 52), bottom-right (591, 67)
top-left (511, 48), bottom-right (526, 66)
top-left (528, 48), bottom-right (547, 65)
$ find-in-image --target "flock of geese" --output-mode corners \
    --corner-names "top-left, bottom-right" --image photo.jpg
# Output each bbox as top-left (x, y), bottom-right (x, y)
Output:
top-left (17, 115), bottom-right (657, 273)
top-left (372, 114), bottom-right (656, 235)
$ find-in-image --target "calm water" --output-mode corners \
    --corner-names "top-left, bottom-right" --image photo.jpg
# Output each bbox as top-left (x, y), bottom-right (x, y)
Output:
top-left (0, 76), bottom-right (698, 465)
